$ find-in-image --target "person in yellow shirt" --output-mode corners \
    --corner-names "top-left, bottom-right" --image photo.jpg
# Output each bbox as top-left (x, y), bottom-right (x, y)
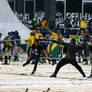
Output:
top-left (45, 26), bottom-right (64, 41)
top-left (45, 26), bottom-right (58, 39)
top-left (35, 29), bottom-right (42, 40)
top-left (80, 18), bottom-right (87, 32)
top-left (26, 33), bottom-right (35, 47)
top-left (3, 32), bottom-right (13, 53)
top-left (26, 32), bottom-right (35, 56)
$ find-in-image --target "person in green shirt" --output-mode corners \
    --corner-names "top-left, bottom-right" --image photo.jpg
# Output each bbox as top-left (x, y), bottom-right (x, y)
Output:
top-left (64, 16), bottom-right (71, 38)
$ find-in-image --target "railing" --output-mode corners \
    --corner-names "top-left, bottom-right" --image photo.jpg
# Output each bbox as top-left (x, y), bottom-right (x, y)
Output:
top-left (0, 39), bottom-right (62, 63)
top-left (0, 39), bottom-right (92, 64)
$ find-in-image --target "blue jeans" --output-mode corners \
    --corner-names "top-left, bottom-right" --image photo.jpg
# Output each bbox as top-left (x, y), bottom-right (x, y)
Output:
top-left (23, 55), bottom-right (40, 72)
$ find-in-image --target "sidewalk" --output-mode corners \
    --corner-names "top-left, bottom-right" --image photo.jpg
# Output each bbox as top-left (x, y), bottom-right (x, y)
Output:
top-left (0, 62), bottom-right (92, 91)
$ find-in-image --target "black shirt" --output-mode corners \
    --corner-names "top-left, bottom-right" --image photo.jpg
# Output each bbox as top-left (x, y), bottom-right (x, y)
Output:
top-left (31, 44), bottom-right (44, 56)
top-left (65, 43), bottom-right (83, 60)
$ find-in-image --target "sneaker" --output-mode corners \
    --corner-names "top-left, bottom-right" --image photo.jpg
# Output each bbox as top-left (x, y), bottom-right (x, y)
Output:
top-left (83, 62), bottom-right (88, 65)
top-left (87, 75), bottom-right (92, 78)
top-left (31, 71), bottom-right (35, 74)
top-left (52, 63), bottom-right (55, 65)
top-left (90, 61), bottom-right (92, 64)
top-left (31, 62), bottom-right (35, 64)
top-left (78, 58), bottom-right (81, 63)
top-left (22, 63), bottom-right (26, 67)
top-left (78, 60), bottom-right (81, 63)
top-left (83, 74), bottom-right (86, 77)
top-left (50, 74), bottom-right (56, 78)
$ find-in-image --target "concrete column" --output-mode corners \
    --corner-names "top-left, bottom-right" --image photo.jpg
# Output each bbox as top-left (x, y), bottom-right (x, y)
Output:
top-left (44, 0), bottom-right (56, 18)
top-left (44, 0), bottom-right (56, 31)
top-left (16, 0), bottom-right (24, 14)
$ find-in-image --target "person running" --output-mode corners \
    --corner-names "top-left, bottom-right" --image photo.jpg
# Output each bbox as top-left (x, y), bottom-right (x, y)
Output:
top-left (50, 38), bottom-right (86, 78)
top-left (23, 39), bottom-right (49, 74)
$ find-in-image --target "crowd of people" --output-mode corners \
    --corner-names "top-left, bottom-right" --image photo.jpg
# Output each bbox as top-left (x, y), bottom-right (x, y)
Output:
top-left (0, 31), bottom-right (21, 63)
top-left (0, 16), bottom-right (92, 78)
top-left (22, 16), bottom-right (92, 78)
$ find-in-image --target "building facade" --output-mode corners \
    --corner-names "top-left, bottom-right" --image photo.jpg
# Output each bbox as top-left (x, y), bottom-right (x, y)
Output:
top-left (8, 0), bottom-right (92, 29)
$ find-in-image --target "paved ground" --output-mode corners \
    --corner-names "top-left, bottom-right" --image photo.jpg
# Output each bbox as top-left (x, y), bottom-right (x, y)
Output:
top-left (0, 62), bottom-right (92, 92)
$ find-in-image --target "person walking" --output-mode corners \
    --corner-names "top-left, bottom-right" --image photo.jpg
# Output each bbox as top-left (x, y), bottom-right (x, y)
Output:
top-left (87, 39), bottom-right (92, 78)
top-left (82, 31), bottom-right (90, 65)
